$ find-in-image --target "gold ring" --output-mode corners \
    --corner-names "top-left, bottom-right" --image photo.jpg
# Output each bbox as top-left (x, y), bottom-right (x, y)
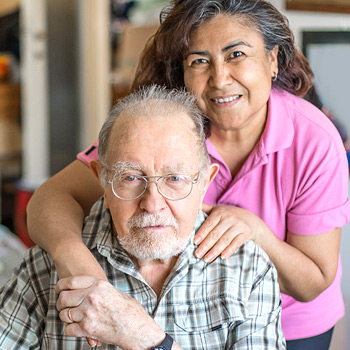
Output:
top-left (67, 307), bottom-right (74, 323)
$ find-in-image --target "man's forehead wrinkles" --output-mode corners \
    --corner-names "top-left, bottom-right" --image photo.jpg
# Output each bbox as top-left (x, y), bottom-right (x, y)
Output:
top-left (110, 161), bottom-right (194, 175)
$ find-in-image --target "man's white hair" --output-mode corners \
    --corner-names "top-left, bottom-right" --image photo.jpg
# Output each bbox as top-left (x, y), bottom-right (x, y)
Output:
top-left (98, 84), bottom-right (210, 185)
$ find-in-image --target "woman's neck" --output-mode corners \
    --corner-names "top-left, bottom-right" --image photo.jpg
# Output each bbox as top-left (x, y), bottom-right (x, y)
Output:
top-left (209, 116), bottom-right (266, 178)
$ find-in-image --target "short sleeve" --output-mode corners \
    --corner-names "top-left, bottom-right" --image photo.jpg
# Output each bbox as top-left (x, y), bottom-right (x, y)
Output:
top-left (287, 153), bottom-right (350, 235)
top-left (77, 139), bottom-right (99, 166)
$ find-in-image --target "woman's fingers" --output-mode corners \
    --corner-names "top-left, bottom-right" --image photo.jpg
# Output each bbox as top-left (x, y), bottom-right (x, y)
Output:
top-left (219, 231), bottom-right (249, 260)
top-left (201, 202), bottom-right (213, 214)
top-left (194, 220), bottom-right (231, 258)
top-left (194, 211), bottom-right (222, 246)
top-left (200, 229), bottom-right (249, 262)
top-left (194, 205), bottom-right (261, 262)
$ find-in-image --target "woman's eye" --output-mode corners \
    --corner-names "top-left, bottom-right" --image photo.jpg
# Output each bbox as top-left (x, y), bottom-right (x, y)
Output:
top-left (229, 51), bottom-right (243, 59)
top-left (190, 58), bottom-right (208, 66)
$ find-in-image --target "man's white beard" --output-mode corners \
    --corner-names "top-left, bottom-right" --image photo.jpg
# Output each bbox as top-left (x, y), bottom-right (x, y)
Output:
top-left (118, 212), bottom-right (190, 261)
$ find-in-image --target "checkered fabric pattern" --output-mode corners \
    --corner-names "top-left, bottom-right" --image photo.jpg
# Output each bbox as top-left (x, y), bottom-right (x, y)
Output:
top-left (0, 198), bottom-right (285, 349)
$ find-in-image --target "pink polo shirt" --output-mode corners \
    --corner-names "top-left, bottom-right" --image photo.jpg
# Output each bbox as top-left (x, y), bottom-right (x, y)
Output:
top-left (77, 88), bottom-right (350, 340)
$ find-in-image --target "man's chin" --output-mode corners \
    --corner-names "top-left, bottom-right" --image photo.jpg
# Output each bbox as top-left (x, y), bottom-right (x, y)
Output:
top-left (118, 232), bottom-right (189, 262)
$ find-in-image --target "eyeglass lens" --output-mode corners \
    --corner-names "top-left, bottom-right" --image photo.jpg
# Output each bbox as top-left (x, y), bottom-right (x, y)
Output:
top-left (112, 175), bottom-right (194, 200)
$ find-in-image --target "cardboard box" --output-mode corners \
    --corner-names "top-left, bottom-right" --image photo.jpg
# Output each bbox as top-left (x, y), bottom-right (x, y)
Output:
top-left (114, 23), bottom-right (159, 86)
top-left (0, 83), bottom-right (20, 120)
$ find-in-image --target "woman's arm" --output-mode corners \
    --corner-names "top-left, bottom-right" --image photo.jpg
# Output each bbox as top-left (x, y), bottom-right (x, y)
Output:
top-left (194, 205), bottom-right (341, 302)
top-left (27, 160), bottom-right (106, 280)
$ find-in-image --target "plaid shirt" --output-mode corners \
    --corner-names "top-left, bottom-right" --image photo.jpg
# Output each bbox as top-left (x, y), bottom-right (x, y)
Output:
top-left (0, 198), bottom-right (285, 349)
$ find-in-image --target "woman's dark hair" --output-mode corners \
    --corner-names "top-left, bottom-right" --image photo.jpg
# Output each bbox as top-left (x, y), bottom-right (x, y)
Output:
top-left (132, 0), bottom-right (313, 97)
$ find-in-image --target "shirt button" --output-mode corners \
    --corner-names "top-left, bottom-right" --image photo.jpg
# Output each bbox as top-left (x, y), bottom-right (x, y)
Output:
top-left (221, 179), bottom-right (228, 185)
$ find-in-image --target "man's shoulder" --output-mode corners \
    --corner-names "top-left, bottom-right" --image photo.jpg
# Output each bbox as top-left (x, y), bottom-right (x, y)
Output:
top-left (205, 240), bottom-right (276, 289)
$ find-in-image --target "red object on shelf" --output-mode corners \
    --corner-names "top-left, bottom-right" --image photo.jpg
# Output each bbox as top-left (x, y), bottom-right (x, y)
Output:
top-left (14, 185), bottom-right (35, 247)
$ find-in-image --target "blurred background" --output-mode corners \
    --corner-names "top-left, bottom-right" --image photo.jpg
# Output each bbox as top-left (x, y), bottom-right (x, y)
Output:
top-left (0, 0), bottom-right (349, 348)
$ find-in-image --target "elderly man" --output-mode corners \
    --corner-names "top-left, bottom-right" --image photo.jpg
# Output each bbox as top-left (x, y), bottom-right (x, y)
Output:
top-left (0, 85), bottom-right (285, 349)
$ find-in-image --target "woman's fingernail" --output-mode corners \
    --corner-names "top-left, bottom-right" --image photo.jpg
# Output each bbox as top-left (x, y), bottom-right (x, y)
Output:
top-left (195, 249), bottom-right (204, 258)
top-left (204, 254), bottom-right (214, 263)
top-left (194, 236), bottom-right (202, 245)
top-left (221, 254), bottom-right (227, 260)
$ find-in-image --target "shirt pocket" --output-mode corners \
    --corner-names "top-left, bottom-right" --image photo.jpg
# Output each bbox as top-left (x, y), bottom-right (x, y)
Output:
top-left (173, 297), bottom-right (247, 349)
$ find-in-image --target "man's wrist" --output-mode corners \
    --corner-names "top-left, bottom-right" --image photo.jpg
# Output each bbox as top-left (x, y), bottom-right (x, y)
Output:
top-left (150, 333), bottom-right (173, 350)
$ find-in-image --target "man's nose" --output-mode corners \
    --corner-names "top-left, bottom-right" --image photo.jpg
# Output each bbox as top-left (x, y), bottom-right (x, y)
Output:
top-left (209, 63), bottom-right (233, 89)
top-left (139, 182), bottom-right (167, 213)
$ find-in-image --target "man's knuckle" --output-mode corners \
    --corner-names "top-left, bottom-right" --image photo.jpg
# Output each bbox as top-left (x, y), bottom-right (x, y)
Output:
top-left (58, 291), bottom-right (69, 304)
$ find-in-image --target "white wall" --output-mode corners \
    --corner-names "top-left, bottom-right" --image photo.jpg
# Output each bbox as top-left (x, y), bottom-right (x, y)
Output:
top-left (270, 0), bottom-right (350, 46)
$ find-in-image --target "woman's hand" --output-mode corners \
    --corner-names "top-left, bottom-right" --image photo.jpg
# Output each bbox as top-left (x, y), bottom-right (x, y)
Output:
top-left (194, 206), bottom-right (341, 302)
top-left (194, 204), bottom-right (266, 262)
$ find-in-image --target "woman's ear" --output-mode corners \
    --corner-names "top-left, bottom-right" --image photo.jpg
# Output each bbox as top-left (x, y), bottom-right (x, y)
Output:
top-left (269, 45), bottom-right (279, 76)
top-left (200, 163), bottom-right (219, 203)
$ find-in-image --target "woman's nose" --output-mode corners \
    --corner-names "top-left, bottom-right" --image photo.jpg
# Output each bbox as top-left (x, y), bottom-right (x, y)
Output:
top-left (209, 63), bottom-right (233, 89)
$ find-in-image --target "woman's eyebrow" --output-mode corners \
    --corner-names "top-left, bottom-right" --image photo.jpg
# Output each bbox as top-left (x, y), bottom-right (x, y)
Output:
top-left (184, 50), bottom-right (210, 59)
top-left (222, 40), bottom-right (251, 53)
top-left (185, 40), bottom-right (252, 59)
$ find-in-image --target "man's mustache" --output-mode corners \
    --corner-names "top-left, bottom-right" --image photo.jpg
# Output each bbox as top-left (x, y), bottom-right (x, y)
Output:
top-left (128, 212), bottom-right (179, 230)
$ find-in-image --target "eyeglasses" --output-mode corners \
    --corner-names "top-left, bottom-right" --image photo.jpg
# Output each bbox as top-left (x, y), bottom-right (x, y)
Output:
top-left (107, 173), bottom-right (199, 201)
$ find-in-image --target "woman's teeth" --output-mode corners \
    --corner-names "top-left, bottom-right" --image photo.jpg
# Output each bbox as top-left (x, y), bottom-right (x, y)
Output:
top-left (214, 95), bottom-right (240, 103)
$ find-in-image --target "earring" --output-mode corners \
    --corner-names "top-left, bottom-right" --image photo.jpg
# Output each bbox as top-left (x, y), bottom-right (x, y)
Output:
top-left (272, 72), bottom-right (278, 82)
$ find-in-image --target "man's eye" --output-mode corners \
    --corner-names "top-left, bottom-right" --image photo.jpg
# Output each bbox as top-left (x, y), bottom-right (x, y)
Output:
top-left (166, 175), bottom-right (188, 185)
top-left (169, 175), bottom-right (182, 182)
top-left (122, 175), bottom-right (137, 182)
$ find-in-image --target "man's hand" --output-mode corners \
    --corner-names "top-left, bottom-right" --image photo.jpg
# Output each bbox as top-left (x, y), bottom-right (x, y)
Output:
top-left (55, 276), bottom-right (166, 349)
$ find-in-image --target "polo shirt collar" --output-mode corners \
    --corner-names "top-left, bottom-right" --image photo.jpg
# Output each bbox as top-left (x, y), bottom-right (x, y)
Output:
top-left (262, 88), bottom-right (294, 154)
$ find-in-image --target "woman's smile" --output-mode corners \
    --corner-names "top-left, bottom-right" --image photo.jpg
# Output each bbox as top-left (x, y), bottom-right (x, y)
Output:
top-left (183, 14), bottom-right (278, 133)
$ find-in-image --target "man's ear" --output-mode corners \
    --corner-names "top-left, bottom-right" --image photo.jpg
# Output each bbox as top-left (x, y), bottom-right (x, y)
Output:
top-left (89, 159), bottom-right (110, 209)
top-left (199, 163), bottom-right (219, 203)
top-left (90, 159), bottom-right (102, 180)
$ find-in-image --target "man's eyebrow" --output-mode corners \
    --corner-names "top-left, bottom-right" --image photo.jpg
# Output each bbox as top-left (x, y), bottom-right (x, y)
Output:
top-left (184, 41), bottom-right (251, 59)
top-left (111, 161), bottom-right (143, 177)
top-left (162, 165), bottom-right (194, 174)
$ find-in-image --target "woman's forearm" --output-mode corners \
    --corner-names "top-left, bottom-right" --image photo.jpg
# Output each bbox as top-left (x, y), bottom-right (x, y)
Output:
top-left (195, 205), bottom-right (340, 302)
top-left (255, 222), bottom-right (341, 302)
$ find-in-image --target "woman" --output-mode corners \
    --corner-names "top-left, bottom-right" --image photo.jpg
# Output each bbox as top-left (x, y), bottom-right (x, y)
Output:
top-left (27, 0), bottom-right (350, 348)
